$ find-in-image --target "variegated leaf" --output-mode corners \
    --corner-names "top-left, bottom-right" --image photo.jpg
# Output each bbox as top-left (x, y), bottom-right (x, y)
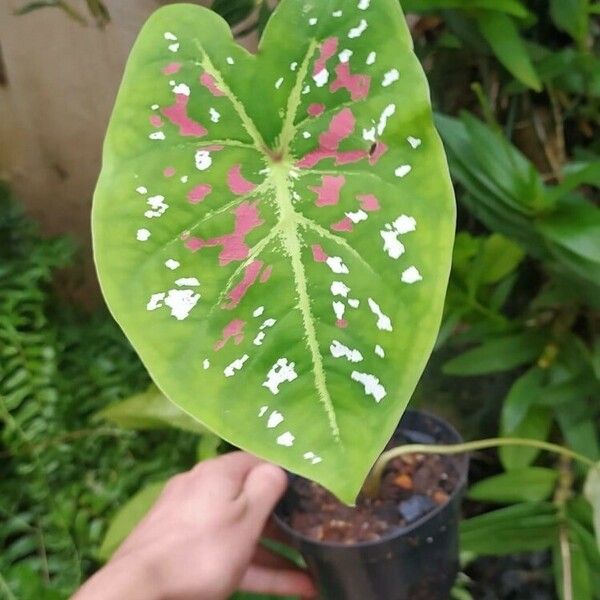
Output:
top-left (93, 0), bottom-right (455, 504)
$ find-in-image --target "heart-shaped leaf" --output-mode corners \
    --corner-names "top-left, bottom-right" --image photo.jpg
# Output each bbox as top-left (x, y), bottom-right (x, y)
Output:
top-left (93, 0), bottom-right (455, 504)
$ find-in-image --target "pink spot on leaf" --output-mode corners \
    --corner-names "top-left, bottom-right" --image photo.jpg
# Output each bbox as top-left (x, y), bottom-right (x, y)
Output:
top-left (320, 108), bottom-right (355, 150)
top-left (259, 265), bottom-right (273, 283)
top-left (184, 201), bottom-right (264, 265)
top-left (297, 108), bottom-right (367, 169)
top-left (162, 62), bottom-right (182, 75)
top-left (336, 319), bottom-right (348, 329)
top-left (331, 217), bottom-right (354, 232)
top-left (162, 94), bottom-right (207, 137)
top-left (309, 175), bottom-right (345, 207)
top-left (357, 194), bottom-right (380, 212)
top-left (200, 72), bottom-right (225, 97)
top-left (330, 63), bottom-right (371, 101)
top-left (214, 319), bottom-right (246, 350)
top-left (227, 164), bottom-right (257, 195)
top-left (187, 184), bottom-right (212, 204)
top-left (314, 37), bottom-right (338, 76)
top-left (311, 244), bottom-right (329, 263)
top-left (150, 115), bottom-right (163, 127)
top-left (163, 166), bottom-right (176, 177)
top-left (204, 144), bottom-right (224, 152)
top-left (308, 103), bottom-right (326, 117)
top-left (368, 141), bottom-right (388, 165)
top-left (223, 261), bottom-right (263, 310)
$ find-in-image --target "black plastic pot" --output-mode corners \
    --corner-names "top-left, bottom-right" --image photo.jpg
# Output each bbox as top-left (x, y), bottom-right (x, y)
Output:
top-left (274, 410), bottom-right (469, 600)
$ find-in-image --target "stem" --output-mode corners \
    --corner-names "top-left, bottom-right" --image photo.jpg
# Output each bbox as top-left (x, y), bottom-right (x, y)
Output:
top-left (363, 438), bottom-right (595, 499)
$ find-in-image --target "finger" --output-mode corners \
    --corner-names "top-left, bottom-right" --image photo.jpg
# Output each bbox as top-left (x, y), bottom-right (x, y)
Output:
top-left (188, 451), bottom-right (265, 500)
top-left (262, 518), bottom-right (290, 544)
top-left (239, 564), bottom-right (316, 598)
top-left (242, 463), bottom-right (287, 536)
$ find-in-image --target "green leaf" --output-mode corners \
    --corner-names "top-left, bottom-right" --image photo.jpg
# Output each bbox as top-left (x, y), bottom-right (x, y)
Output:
top-left (552, 526), bottom-right (593, 600)
top-left (479, 234), bottom-right (525, 284)
top-left (584, 462), bottom-right (600, 551)
top-left (95, 384), bottom-right (207, 434)
top-left (400, 0), bottom-right (529, 18)
top-left (92, 2), bottom-right (456, 504)
top-left (500, 404), bottom-right (553, 470)
top-left (98, 481), bottom-right (166, 560)
top-left (211, 0), bottom-right (256, 27)
top-left (443, 331), bottom-right (546, 376)
top-left (501, 367), bottom-right (545, 432)
top-left (460, 502), bottom-right (559, 555)
top-left (196, 431), bottom-right (222, 460)
top-left (475, 12), bottom-right (542, 91)
top-left (468, 467), bottom-right (558, 503)
top-left (549, 0), bottom-right (590, 47)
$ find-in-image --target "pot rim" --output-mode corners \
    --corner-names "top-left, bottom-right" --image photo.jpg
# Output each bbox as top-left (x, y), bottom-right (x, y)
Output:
top-left (273, 409), bottom-right (469, 550)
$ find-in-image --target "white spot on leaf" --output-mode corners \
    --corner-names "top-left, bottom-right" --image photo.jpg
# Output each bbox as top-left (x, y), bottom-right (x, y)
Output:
top-left (330, 340), bottom-right (363, 363)
top-left (348, 19), bottom-right (368, 38)
top-left (224, 355), bottom-right (249, 377)
top-left (149, 132), bottom-right (165, 140)
top-left (303, 131), bottom-right (311, 139)
top-left (195, 150), bottom-right (212, 171)
top-left (168, 43), bottom-right (179, 53)
top-left (309, 17), bottom-right (318, 25)
top-left (377, 104), bottom-right (396, 136)
top-left (136, 228), bottom-right (151, 241)
top-left (277, 431), bottom-right (295, 447)
top-left (401, 266), bottom-right (423, 284)
top-left (175, 277), bottom-right (200, 287)
top-left (263, 358), bottom-right (298, 395)
top-left (332, 301), bottom-right (345, 321)
top-left (267, 411), bottom-right (284, 429)
top-left (203, 359), bottom-right (210, 369)
top-left (147, 293), bottom-right (165, 311)
top-left (339, 49), bottom-right (353, 63)
top-left (226, 56), bottom-right (235, 65)
top-left (351, 371), bottom-right (386, 402)
top-left (380, 227), bottom-right (405, 259)
top-left (290, 62), bottom-right (298, 71)
top-left (408, 136), bottom-right (422, 149)
top-left (382, 68), bottom-right (400, 87)
top-left (368, 298), bottom-right (393, 331)
top-left (164, 32), bottom-right (177, 41)
top-left (346, 209), bottom-right (368, 224)
top-left (253, 306), bottom-right (265, 318)
top-left (258, 405), bottom-right (268, 417)
top-left (165, 259), bottom-right (180, 270)
top-left (209, 108), bottom-right (221, 123)
top-left (136, 186), bottom-right (148, 195)
top-left (164, 289), bottom-right (200, 320)
top-left (358, 0), bottom-right (370, 9)
top-left (313, 69), bottom-right (329, 87)
top-left (326, 256), bottom-right (349, 274)
top-left (275, 77), bottom-right (284, 89)
top-left (145, 195), bottom-right (169, 218)
top-left (366, 51), bottom-right (377, 65)
top-left (333, 10), bottom-right (343, 17)
top-left (172, 83), bottom-right (190, 96)
top-left (331, 281), bottom-right (350, 297)
top-left (375, 345), bottom-right (385, 358)
top-left (395, 165), bottom-right (412, 178)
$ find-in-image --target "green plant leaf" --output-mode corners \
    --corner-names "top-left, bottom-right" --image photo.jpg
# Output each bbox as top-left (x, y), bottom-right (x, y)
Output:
top-left (479, 234), bottom-right (525, 284)
top-left (95, 384), bottom-right (207, 434)
top-left (92, 1), bottom-right (455, 504)
top-left (500, 366), bottom-right (545, 432)
top-left (549, 0), bottom-right (590, 48)
top-left (460, 502), bottom-right (559, 555)
top-left (400, 0), bottom-right (529, 18)
top-left (500, 404), bottom-right (553, 470)
top-left (98, 481), bottom-right (166, 560)
top-left (584, 462), bottom-right (600, 551)
top-left (443, 331), bottom-right (546, 376)
top-left (475, 12), bottom-right (542, 91)
top-left (468, 467), bottom-right (558, 503)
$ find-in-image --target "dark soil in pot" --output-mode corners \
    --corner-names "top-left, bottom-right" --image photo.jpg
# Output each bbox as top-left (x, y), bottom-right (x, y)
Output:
top-left (289, 450), bottom-right (459, 544)
top-left (274, 410), bottom-right (469, 600)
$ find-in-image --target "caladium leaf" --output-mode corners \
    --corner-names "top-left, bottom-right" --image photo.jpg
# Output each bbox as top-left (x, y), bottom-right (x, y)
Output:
top-left (93, 0), bottom-right (455, 504)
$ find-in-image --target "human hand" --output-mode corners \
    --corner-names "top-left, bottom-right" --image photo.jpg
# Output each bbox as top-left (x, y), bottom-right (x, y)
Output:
top-left (74, 452), bottom-right (316, 600)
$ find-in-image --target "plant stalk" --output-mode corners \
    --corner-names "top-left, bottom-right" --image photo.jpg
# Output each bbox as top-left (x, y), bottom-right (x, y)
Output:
top-left (363, 438), bottom-right (595, 499)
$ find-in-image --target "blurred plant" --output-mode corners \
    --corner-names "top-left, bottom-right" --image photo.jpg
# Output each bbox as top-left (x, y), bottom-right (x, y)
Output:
top-left (15, 0), bottom-right (110, 27)
top-left (0, 187), bottom-right (199, 598)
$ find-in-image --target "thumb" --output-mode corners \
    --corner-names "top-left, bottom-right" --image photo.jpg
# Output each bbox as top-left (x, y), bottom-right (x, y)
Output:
top-left (242, 463), bottom-right (287, 533)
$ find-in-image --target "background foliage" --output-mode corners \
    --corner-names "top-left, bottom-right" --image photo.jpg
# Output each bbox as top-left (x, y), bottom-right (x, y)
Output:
top-left (3, 1), bottom-right (600, 598)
